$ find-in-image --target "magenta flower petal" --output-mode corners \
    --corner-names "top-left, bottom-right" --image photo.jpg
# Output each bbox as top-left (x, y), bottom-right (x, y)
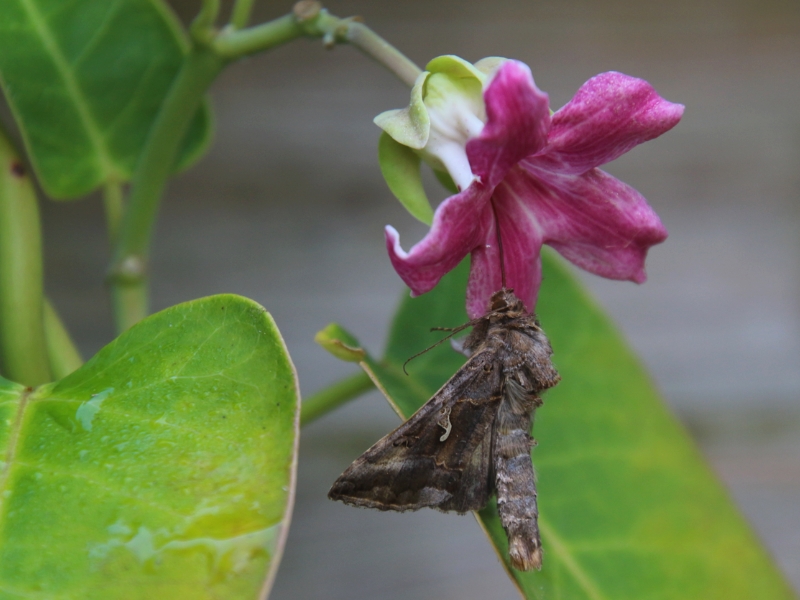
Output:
top-left (465, 200), bottom-right (544, 318)
top-left (534, 72), bottom-right (684, 175)
top-left (511, 164), bottom-right (668, 282)
top-left (385, 184), bottom-right (493, 297)
top-left (464, 238), bottom-right (503, 319)
top-left (381, 58), bottom-right (681, 315)
top-left (466, 61), bottom-right (550, 188)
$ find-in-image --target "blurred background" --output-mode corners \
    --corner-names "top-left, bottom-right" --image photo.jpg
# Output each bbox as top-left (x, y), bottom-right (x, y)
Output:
top-left (25, 0), bottom-right (800, 597)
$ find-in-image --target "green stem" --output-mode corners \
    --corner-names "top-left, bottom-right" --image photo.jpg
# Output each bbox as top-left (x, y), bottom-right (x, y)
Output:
top-left (109, 2), bottom-right (421, 334)
top-left (213, 13), bottom-right (304, 58)
top-left (0, 126), bottom-right (51, 386)
top-left (300, 371), bottom-right (374, 426)
top-left (190, 0), bottom-right (221, 44)
top-left (109, 47), bottom-right (224, 333)
top-left (337, 20), bottom-right (422, 87)
top-left (215, 2), bottom-right (423, 86)
top-left (102, 181), bottom-right (124, 245)
top-left (230, 0), bottom-right (257, 29)
top-left (43, 299), bottom-right (83, 380)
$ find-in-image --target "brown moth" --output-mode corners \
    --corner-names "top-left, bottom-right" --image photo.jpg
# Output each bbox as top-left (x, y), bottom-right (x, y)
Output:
top-left (328, 288), bottom-right (560, 570)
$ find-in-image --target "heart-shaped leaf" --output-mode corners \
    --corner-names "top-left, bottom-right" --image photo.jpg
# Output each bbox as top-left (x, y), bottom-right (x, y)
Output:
top-left (323, 253), bottom-right (794, 599)
top-left (0, 0), bottom-right (212, 199)
top-left (0, 294), bottom-right (299, 598)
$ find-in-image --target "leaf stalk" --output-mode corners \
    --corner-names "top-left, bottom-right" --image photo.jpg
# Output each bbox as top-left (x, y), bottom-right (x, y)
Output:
top-left (0, 127), bottom-right (51, 386)
top-left (108, 46), bottom-right (224, 332)
top-left (300, 371), bottom-right (374, 426)
top-left (43, 299), bottom-right (83, 380)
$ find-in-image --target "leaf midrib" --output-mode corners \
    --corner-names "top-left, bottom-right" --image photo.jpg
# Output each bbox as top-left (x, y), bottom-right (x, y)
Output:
top-left (538, 517), bottom-right (608, 600)
top-left (0, 386), bottom-right (33, 513)
top-left (19, 0), bottom-right (121, 180)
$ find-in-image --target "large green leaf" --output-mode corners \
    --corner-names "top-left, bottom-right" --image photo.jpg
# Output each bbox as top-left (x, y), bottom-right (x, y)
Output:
top-left (323, 253), bottom-right (794, 599)
top-left (0, 294), bottom-right (299, 598)
top-left (0, 0), bottom-right (212, 199)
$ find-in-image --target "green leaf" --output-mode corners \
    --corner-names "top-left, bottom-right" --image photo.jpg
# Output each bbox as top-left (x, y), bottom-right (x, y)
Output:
top-left (328, 254), bottom-right (795, 599)
top-left (314, 323), bottom-right (366, 363)
top-left (0, 294), bottom-right (299, 598)
top-left (377, 131), bottom-right (434, 225)
top-left (0, 0), bottom-right (213, 199)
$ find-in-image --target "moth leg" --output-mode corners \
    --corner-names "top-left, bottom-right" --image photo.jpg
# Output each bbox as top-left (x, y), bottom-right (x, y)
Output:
top-left (450, 337), bottom-right (472, 357)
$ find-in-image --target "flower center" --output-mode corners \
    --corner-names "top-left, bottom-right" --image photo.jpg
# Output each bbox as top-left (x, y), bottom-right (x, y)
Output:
top-left (422, 73), bottom-right (486, 190)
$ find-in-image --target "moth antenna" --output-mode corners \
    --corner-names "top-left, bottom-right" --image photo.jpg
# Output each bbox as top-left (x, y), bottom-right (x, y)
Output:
top-left (403, 295), bottom-right (524, 374)
top-left (402, 320), bottom-right (479, 375)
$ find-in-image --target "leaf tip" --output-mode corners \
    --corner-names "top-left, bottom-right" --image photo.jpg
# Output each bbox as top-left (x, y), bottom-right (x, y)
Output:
top-left (315, 324), bottom-right (366, 363)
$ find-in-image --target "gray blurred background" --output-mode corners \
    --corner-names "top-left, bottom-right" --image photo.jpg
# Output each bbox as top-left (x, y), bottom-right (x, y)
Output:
top-left (34, 0), bottom-right (800, 597)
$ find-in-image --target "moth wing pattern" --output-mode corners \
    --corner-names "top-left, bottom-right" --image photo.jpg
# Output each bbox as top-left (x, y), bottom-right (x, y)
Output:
top-left (328, 288), bottom-right (561, 572)
top-left (328, 348), bottom-right (503, 513)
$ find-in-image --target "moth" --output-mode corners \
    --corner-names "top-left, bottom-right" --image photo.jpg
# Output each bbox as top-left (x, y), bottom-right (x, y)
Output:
top-left (329, 288), bottom-right (560, 570)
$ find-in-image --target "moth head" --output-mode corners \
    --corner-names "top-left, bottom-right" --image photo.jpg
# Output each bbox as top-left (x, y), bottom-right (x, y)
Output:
top-left (489, 288), bottom-right (525, 314)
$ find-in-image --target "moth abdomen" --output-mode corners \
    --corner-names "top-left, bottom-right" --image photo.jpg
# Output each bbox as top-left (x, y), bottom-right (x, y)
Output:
top-left (494, 447), bottom-right (542, 571)
top-left (494, 379), bottom-right (543, 571)
top-left (495, 428), bottom-right (532, 457)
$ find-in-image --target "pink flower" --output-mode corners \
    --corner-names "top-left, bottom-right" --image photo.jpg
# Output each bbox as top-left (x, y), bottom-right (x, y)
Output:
top-left (377, 57), bottom-right (683, 318)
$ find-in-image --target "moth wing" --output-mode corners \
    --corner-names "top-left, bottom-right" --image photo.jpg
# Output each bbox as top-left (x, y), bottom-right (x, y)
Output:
top-left (328, 350), bottom-right (503, 513)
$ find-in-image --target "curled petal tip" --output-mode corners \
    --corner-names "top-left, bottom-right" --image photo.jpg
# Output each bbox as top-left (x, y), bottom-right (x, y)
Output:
top-left (384, 225), bottom-right (407, 259)
top-left (655, 99), bottom-right (685, 133)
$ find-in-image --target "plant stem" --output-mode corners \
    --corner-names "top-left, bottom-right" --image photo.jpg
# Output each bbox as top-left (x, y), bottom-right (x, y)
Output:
top-left (109, 47), bottom-right (224, 333)
top-left (215, 2), bottom-right (423, 86)
top-left (213, 14), bottom-right (305, 58)
top-left (109, 2), bottom-right (421, 334)
top-left (336, 20), bottom-right (422, 87)
top-left (190, 0), bottom-right (221, 44)
top-left (300, 371), bottom-right (374, 426)
top-left (43, 299), bottom-right (83, 380)
top-left (230, 0), bottom-right (257, 29)
top-left (102, 181), bottom-right (124, 244)
top-left (0, 127), bottom-right (51, 386)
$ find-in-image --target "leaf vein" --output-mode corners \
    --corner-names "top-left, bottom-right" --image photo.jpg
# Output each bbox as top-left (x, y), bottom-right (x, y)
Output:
top-left (18, 0), bottom-right (122, 181)
top-left (539, 517), bottom-right (609, 600)
top-left (67, 0), bottom-right (123, 71)
top-left (0, 387), bottom-right (33, 514)
top-left (102, 61), bottom-right (160, 139)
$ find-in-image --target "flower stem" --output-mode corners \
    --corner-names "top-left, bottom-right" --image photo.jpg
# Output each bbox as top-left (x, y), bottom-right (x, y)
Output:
top-left (0, 126), bottom-right (51, 386)
top-left (300, 371), bottom-right (374, 427)
top-left (337, 20), bottom-right (422, 87)
top-left (43, 299), bottom-right (83, 380)
top-left (215, 1), bottom-right (423, 87)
